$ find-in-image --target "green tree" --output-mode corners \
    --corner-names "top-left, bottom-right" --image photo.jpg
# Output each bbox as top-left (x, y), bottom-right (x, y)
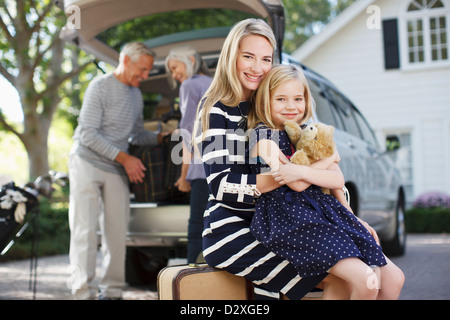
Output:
top-left (0, 0), bottom-right (92, 179)
top-left (283, 0), bottom-right (357, 53)
top-left (97, 9), bottom-right (259, 51)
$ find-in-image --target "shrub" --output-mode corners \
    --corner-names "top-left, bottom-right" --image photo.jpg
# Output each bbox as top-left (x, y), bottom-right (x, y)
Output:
top-left (406, 191), bottom-right (450, 233)
top-left (413, 191), bottom-right (450, 209)
top-left (405, 207), bottom-right (450, 233)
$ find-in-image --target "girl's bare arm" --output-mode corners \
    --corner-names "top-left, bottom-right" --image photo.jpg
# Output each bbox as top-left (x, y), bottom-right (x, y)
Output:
top-left (253, 139), bottom-right (343, 193)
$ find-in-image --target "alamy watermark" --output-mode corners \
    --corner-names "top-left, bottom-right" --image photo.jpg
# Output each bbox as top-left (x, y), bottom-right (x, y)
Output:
top-left (64, 5), bottom-right (81, 30)
top-left (169, 127), bottom-right (280, 167)
top-left (366, 5), bottom-right (381, 30)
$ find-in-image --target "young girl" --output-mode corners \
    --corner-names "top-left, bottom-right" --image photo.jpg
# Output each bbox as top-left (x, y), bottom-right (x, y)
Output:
top-left (248, 64), bottom-right (404, 299)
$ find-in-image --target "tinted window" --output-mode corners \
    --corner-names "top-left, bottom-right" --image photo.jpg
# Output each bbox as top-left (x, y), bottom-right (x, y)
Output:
top-left (308, 78), bottom-right (341, 129)
top-left (353, 109), bottom-right (379, 147)
top-left (327, 87), bottom-right (361, 138)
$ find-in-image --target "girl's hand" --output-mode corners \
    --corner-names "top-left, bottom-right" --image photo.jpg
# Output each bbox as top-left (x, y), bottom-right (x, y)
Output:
top-left (272, 161), bottom-right (304, 185)
top-left (271, 153), bottom-right (303, 185)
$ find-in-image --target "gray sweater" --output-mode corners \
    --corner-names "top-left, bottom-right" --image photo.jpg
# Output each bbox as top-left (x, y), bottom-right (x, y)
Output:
top-left (72, 73), bottom-right (158, 175)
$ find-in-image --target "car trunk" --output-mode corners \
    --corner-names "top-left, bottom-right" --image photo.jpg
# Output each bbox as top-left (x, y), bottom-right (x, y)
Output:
top-left (60, 0), bottom-right (285, 119)
top-left (60, 0), bottom-right (285, 66)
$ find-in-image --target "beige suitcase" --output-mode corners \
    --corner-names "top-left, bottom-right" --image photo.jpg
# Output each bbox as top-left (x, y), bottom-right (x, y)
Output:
top-left (157, 264), bottom-right (253, 300)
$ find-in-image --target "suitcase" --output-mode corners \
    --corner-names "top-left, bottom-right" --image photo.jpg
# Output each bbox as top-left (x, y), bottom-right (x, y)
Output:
top-left (129, 131), bottom-right (188, 203)
top-left (129, 143), bottom-right (168, 202)
top-left (158, 264), bottom-right (253, 300)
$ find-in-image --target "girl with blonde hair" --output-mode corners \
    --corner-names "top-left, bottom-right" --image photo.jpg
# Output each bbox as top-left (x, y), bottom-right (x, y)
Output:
top-left (248, 64), bottom-right (314, 130)
top-left (248, 64), bottom-right (404, 299)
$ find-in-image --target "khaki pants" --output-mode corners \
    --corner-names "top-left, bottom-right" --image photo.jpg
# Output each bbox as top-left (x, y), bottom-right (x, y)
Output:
top-left (68, 154), bottom-right (129, 299)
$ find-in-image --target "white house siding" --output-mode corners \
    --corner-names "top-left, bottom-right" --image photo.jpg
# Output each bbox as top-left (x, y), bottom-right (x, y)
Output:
top-left (293, 0), bottom-right (450, 201)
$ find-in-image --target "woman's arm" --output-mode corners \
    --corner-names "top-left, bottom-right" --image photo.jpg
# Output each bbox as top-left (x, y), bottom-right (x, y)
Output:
top-left (200, 107), bottom-right (260, 204)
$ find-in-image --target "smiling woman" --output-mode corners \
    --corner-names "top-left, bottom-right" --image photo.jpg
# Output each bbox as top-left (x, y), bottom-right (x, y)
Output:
top-left (236, 35), bottom-right (273, 100)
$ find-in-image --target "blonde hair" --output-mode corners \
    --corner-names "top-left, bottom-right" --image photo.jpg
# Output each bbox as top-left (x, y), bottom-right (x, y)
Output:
top-left (248, 64), bottom-right (315, 129)
top-left (194, 18), bottom-right (276, 141)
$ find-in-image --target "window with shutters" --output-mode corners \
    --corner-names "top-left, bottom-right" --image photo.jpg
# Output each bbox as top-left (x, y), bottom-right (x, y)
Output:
top-left (401, 0), bottom-right (450, 69)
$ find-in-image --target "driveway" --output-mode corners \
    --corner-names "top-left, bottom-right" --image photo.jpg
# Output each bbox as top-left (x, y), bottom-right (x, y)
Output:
top-left (0, 253), bottom-right (157, 300)
top-left (389, 233), bottom-right (450, 300)
top-left (0, 234), bottom-right (449, 300)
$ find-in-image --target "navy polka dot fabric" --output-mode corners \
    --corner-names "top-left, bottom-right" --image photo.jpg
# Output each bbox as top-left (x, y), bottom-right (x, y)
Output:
top-left (249, 126), bottom-right (387, 277)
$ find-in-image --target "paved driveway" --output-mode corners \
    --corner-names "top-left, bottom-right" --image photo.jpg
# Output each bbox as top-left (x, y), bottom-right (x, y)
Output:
top-left (0, 234), bottom-right (448, 300)
top-left (390, 233), bottom-right (450, 300)
top-left (0, 253), bottom-right (157, 300)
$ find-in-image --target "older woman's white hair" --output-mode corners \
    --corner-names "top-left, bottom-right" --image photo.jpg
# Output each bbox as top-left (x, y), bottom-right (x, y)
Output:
top-left (165, 45), bottom-right (211, 88)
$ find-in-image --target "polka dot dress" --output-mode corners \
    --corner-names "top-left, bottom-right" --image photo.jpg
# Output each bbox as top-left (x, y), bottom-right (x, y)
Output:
top-left (249, 126), bottom-right (387, 277)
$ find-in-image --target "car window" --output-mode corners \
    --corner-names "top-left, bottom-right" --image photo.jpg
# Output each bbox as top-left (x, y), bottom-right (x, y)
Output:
top-left (308, 78), bottom-right (342, 129)
top-left (327, 87), bottom-right (361, 138)
top-left (352, 109), bottom-right (379, 148)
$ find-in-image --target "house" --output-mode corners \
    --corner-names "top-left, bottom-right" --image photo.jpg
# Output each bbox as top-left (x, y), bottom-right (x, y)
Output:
top-left (292, 0), bottom-right (450, 204)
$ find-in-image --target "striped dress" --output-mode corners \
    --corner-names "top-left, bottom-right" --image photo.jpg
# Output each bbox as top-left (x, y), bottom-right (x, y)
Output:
top-left (198, 101), bottom-right (327, 300)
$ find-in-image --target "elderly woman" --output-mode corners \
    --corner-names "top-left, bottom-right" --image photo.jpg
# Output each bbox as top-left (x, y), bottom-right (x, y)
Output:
top-left (165, 45), bottom-right (212, 263)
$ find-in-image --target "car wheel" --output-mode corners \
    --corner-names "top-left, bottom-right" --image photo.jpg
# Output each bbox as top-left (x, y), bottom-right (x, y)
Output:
top-left (382, 191), bottom-right (406, 256)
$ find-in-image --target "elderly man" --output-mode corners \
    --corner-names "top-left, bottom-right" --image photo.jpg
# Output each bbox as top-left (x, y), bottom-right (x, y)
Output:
top-left (68, 42), bottom-right (160, 300)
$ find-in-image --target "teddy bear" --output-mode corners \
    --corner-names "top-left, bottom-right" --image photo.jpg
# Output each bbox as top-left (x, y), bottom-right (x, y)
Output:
top-left (284, 121), bottom-right (336, 165)
top-left (284, 121), bottom-right (336, 194)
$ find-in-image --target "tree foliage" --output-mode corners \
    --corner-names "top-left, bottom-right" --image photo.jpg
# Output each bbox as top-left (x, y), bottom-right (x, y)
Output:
top-left (96, 1), bottom-right (357, 54)
top-left (283, 0), bottom-right (357, 52)
top-left (97, 9), bottom-right (259, 52)
top-left (0, 0), bottom-right (92, 179)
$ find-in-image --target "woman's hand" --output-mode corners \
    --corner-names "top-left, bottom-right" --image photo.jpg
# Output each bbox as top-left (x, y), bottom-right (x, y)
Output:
top-left (357, 218), bottom-right (380, 245)
top-left (174, 176), bottom-right (191, 192)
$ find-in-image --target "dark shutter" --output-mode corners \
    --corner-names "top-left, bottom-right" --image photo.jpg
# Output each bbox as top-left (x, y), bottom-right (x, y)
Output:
top-left (382, 19), bottom-right (400, 69)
